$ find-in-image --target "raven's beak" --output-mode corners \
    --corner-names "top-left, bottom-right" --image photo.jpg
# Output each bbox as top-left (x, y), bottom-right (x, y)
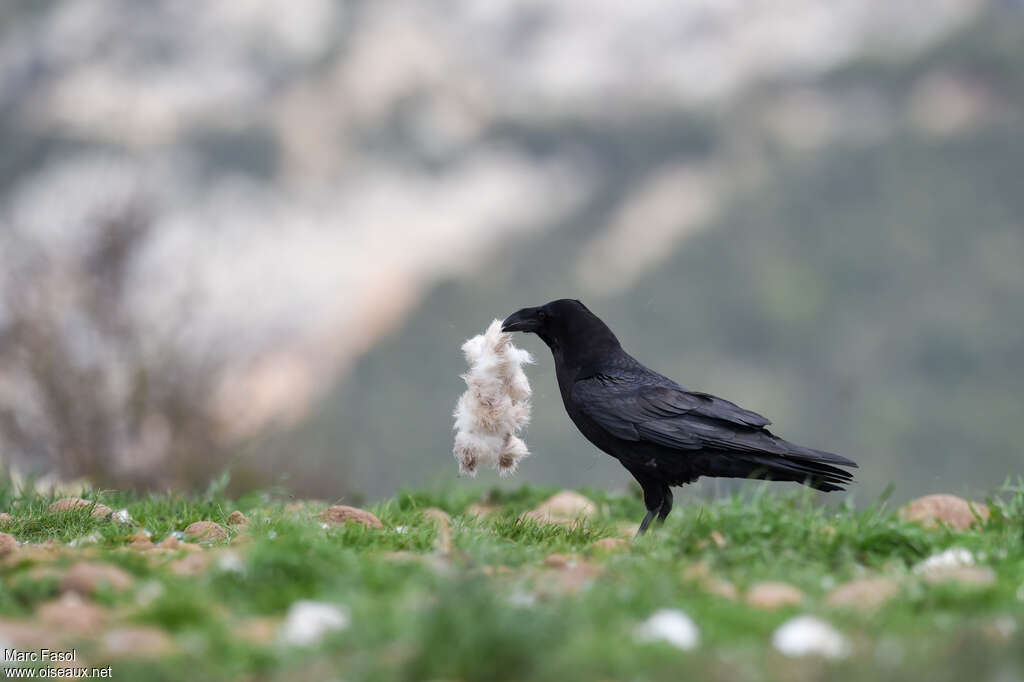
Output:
top-left (501, 307), bottom-right (541, 333)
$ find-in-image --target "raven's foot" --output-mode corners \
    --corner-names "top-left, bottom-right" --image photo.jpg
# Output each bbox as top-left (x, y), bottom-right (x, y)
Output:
top-left (634, 510), bottom-right (656, 539)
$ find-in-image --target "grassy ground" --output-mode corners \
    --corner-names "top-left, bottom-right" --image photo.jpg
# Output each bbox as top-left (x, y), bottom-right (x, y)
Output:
top-left (0, 480), bottom-right (1022, 681)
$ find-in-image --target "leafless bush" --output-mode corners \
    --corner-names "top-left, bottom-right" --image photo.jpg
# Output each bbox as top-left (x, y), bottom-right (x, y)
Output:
top-left (0, 204), bottom-right (233, 490)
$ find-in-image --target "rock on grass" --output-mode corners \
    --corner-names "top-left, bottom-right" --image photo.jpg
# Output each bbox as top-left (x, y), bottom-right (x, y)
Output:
top-left (0, 532), bottom-right (17, 556)
top-left (683, 562), bottom-right (738, 601)
top-left (226, 510), bottom-right (250, 526)
top-left (184, 521), bottom-right (228, 544)
top-left (170, 553), bottom-right (210, 576)
top-left (48, 497), bottom-right (113, 519)
top-left (61, 562), bottom-right (133, 595)
top-left (921, 565), bottom-right (996, 587)
top-left (37, 592), bottom-right (108, 632)
top-left (129, 533), bottom-right (154, 549)
top-left (746, 581), bottom-right (805, 609)
top-left (590, 537), bottom-right (629, 552)
top-left (826, 577), bottom-right (902, 611)
top-left (536, 554), bottom-right (602, 595)
top-left (520, 491), bottom-right (597, 526)
top-left (0, 513), bottom-right (13, 526)
top-left (900, 494), bottom-right (989, 530)
top-left (102, 626), bottom-right (174, 659)
top-left (422, 508), bottom-right (453, 554)
top-left (464, 502), bottom-right (500, 518)
top-left (318, 505), bottom-right (383, 529)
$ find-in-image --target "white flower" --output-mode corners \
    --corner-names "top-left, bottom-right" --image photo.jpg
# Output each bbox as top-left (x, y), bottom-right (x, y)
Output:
top-left (68, 532), bottom-right (102, 547)
top-left (772, 616), bottom-right (850, 659)
top-left (216, 551), bottom-right (245, 574)
top-left (135, 580), bottom-right (165, 607)
top-left (634, 609), bottom-right (700, 650)
top-left (913, 547), bottom-right (974, 574)
top-left (279, 601), bottom-right (350, 646)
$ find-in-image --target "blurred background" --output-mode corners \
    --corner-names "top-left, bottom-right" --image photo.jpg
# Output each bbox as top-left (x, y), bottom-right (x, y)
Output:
top-left (1, 0), bottom-right (1022, 505)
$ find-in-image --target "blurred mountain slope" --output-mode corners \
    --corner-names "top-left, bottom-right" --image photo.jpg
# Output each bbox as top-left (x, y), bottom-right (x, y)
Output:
top-left (281, 11), bottom-right (1024, 502)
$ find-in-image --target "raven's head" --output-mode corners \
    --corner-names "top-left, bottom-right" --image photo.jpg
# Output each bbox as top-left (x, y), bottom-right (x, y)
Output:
top-left (501, 299), bottom-right (619, 356)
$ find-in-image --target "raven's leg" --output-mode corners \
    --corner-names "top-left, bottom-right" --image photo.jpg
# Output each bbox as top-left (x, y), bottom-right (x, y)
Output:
top-left (656, 485), bottom-right (673, 524)
top-left (634, 475), bottom-right (665, 538)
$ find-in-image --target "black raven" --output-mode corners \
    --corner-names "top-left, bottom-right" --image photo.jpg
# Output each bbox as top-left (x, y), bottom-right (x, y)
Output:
top-left (501, 299), bottom-right (857, 536)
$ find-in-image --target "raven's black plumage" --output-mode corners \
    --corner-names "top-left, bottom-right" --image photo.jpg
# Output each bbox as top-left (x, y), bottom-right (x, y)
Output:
top-left (501, 299), bottom-right (857, 535)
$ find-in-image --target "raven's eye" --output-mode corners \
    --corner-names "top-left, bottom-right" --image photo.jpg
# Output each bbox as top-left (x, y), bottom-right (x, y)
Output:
top-left (537, 310), bottom-right (548, 321)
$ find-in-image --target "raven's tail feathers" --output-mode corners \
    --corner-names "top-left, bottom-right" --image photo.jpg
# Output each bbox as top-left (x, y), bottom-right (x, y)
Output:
top-left (724, 446), bottom-right (857, 492)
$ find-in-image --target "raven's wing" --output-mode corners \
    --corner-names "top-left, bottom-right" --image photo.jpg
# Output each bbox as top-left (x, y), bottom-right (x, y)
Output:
top-left (572, 370), bottom-right (857, 469)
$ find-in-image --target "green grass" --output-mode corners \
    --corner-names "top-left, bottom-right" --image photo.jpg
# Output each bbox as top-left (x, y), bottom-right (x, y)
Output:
top-left (0, 481), bottom-right (1022, 681)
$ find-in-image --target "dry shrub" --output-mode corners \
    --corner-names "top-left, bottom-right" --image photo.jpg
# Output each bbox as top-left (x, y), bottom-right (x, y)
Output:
top-left (0, 203), bottom-right (233, 489)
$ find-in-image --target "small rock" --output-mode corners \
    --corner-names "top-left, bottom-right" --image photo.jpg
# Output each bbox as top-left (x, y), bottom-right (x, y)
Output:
top-left (773, 616), bottom-right (850, 659)
top-left (826, 578), bottom-right (902, 611)
top-left (520, 491), bottom-right (598, 526)
top-left (0, 513), bottom-right (13, 526)
top-left (543, 553), bottom-right (581, 569)
top-left (635, 609), bottom-right (700, 650)
top-left (129, 533), bottom-right (154, 550)
top-left (48, 497), bottom-right (113, 519)
top-left (112, 509), bottom-right (133, 524)
top-left (237, 617), bottom-right (278, 645)
top-left (226, 511), bottom-right (249, 526)
top-left (159, 536), bottom-right (180, 549)
top-left (616, 522), bottom-right (641, 539)
top-left (26, 565), bottom-right (63, 582)
top-left (464, 502), bottom-right (500, 518)
top-left (746, 581), bottom-right (805, 609)
top-left (102, 626), bottom-right (174, 659)
top-left (682, 561), bottom-right (738, 600)
top-left (536, 555), bottom-right (601, 595)
top-left (0, 532), bottom-right (17, 556)
top-left (697, 530), bottom-right (729, 550)
top-left (318, 505), bottom-right (383, 529)
top-left (170, 553), bottom-right (210, 577)
top-left (37, 592), bottom-right (108, 632)
top-left (900, 494), bottom-right (989, 530)
top-left (922, 566), bottom-right (996, 587)
top-left (703, 577), bottom-right (740, 601)
top-left (422, 508), bottom-right (453, 554)
top-left (279, 601), bottom-right (349, 646)
top-left (184, 521), bottom-right (227, 544)
top-left (61, 562), bottom-right (133, 595)
top-left (591, 537), bottom-right (629, 552)
top-left (0, 619), bottom-right (61, 649)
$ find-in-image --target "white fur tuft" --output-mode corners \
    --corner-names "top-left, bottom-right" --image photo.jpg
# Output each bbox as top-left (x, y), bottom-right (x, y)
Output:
top-left (453, 320), bottom-right (533, 476)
